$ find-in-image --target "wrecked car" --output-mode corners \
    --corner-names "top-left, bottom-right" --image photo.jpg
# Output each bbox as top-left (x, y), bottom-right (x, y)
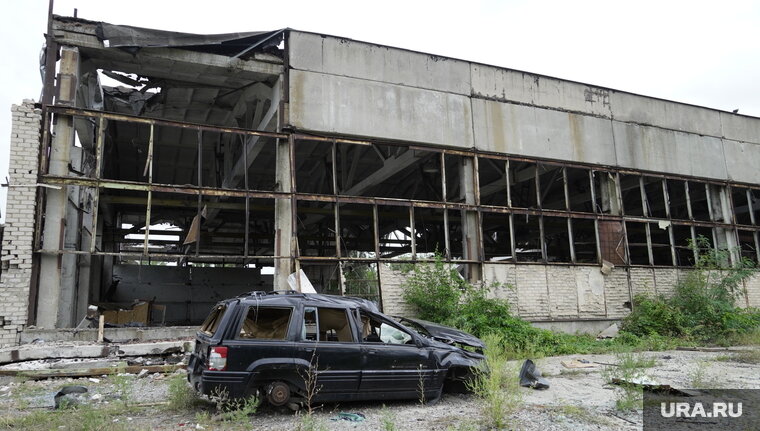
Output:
top-left (188, 291), bottom-right (484, 406)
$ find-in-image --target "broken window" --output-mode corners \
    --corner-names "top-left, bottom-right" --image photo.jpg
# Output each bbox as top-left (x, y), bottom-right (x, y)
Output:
top-left (102, 121), bottom-right (154, 183)
top-left (377, 205), bottom-right (412, 259)
top-left (542, 216), bottom-right (571, 262)
top-left (565, 167), bottom-right (593, 213)
top-left (620, 174), bottom-right (645, 216)
top-left (445, 154), bottom-right (470, 203)
top-left (303, 307), bottom-right (354, 342)
top-left (737, 230), bottom-right (759, 264)
top-left (694, 227), bottom-right (715, 249)
top-left (689, 181), bottom-right (711, 221)
top-left (667, 179), bottom-right (689, 220)
top-left (301, 262), bottom-right (340, 293)
top-left (297, 200), bottom-right (337, 257)
top-left (513, 213), bottom-right (541, 262)
top-left (447, 210), bottom-right (464, 260)
top-left (732, 187), bottom-right (753, 225)
top-left (753, 189), bottom-right (760, 225)
top-left (626, 222), bottom-right (650, 265)
top-left (200, 305), bottom-right (227, 336)
top-left (246, 198), bottom-right (276, 257)
top-left (361, 313), bottom-right (412, 344)
top-left (538, 164), bottom-right (566, 210)
top-left (414, 207), bottom-right (446, 258)
top-left (573, 218), bottom-right (599, 264)
top-left (649, 222), bottom-right (673, 266)
top-left (238, 307), bottom-right (292, 340)
top-left (295, 139), bottom-right (335, 194)
top-left (481, 211), bottom-right (512, 262)
top-left (478, 157), bottom-right (507, 207)
top-left (337, 143), bottom-right (441, 201)
top-left (642, 177), bottom-right (667, 218)
top-left (592, 170), bottom-right (618, 214)
top-left (338, 203), bottom-right (376, 258)
top-left (342, 262), bottom-right (380, 303)
top-left (673, 224), bottom-right (696, 266)
top-left (508, 161), bottom-right (537, 209)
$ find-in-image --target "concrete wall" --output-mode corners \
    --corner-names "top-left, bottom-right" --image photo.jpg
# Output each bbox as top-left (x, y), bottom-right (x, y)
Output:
top-left (287, 31), bottom-right (760, 184)
top-left (0, 101), bottom-right (41, 346)
top-left (111, 265), bottom-right (273, 324)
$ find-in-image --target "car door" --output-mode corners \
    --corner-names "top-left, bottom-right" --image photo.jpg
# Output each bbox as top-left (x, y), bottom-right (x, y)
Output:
top-left (358, 312), bottom-right (434, 397)
top-left (292, 306), bottom-right (362, 397)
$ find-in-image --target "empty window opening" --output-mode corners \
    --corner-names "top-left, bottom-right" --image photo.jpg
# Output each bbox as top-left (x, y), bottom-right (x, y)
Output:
top-left (538, 164), bottom-right (566, 210)
top-left (620, 174), bottom-right (645, 216)
top-left (337, 143), bottom-right (441, 201)
top-left (342, 262), bottom-right (380, 303)
top-left (573, 218), bottom-right (599, 263)
top-left (445, 154), bottom-right (469, 203)
top-left (649, 223), bottom-right (673, 266)
top-left (297, 200), bottom-right (337, 257)
top-left (752, 189), bottom-right (760, 225)
top-left (413, 207), bottom-right (446, 258)
top-left (295, 139), bottom-right (334, 194)
top-left (737, 230), bottom-right (759, 264)
top-left (478, 157), bottom-right (507, 207)
top-left (542, 216), bottom-right (571, 262)
top-left (339, 203), bottom-right (376, 258)
top-left (513, 214), bottom-right (541, 262)
top-left (447, 210), bottom-right (464, 260)
top-left (673, 224), bottom-right (696, 266)
top-left (732, 187), bottom-right (753, 225)
top-left (377, 205), bottom-right (412, 259)
top-left (481, 211), bottom-right (512, 262)
top-left (667, 179), bottom-right (689, 220)
top-left (689, 182), bottom-right (711, 221)
top-left (642, 177), bottom-right (667, 218)
top-left (301, 262), bottom-right (340, 293)
top-left (239, 307), bottom-right (292, 340)
top-left (565, 167), bottom-right (593, 212)
top-left (509, 161), bottom-right (537, 209)
top-left (626, 222), bottom-right (650, 265)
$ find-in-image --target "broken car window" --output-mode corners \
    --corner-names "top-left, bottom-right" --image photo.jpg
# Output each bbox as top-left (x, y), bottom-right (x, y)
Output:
top-left (238, 307), bottom-right (292, 340)
top-left (200, 304), bottom-right (226, 336)
top-left (302, 307), bottom-right (354, 342)
top-left (361, 314), bottom-right (412, 344)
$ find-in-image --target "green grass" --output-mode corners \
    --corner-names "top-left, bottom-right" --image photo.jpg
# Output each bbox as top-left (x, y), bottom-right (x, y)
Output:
top-left (601, 352), bottom-right (656, 411)
top-left (0, 404), bottom-right (132, 431)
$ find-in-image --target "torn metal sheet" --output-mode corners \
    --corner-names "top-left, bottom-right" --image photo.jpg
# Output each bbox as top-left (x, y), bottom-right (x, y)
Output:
top-left (94, 20), bottom-right (284, 58)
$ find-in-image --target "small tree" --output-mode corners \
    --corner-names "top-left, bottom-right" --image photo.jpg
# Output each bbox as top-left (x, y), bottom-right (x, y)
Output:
top-left (401, 253), bottom-right (469, 322)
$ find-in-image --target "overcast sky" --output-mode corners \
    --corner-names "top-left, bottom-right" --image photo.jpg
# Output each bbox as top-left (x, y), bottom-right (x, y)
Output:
top-left (0, 0), bottom-right (759, 221)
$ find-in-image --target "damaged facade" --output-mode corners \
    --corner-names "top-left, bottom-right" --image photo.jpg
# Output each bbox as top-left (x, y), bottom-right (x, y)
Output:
top-left (1, 14), bottom-right (760, 346)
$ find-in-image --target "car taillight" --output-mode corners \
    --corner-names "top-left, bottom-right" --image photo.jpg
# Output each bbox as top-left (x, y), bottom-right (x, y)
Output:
top-left (208, 346), bottom-right (228, 371)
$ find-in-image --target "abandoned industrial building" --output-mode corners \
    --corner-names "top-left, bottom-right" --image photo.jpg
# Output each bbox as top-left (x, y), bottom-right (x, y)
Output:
top-left (1, 14), bottom-right (759, 347)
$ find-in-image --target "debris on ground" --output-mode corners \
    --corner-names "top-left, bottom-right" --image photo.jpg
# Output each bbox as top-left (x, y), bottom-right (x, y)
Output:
top-left (330, 412), bottom-right (366, 422)
top-left (54, 385), bottom-right (88, 409)
top-left (561, 359), bottom-right (597, 369)
top-left (519, 359), bottom-right (550, 390)
top-left (597, 323), bottom-right (620, 339)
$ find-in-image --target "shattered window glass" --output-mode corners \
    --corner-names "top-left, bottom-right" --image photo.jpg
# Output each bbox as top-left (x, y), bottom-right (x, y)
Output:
top-left (238, 307), bottom-right (291, 340)
top-left (200, 304), bottom-right (226, 336)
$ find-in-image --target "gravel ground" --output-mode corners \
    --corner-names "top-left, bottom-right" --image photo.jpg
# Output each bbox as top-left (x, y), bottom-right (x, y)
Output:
top-left (1, 348), bottom-right (758, 430)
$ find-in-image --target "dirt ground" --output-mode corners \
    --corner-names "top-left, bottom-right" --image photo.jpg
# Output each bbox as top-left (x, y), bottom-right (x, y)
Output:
top-left (1, 348), bottom-right (759, 430)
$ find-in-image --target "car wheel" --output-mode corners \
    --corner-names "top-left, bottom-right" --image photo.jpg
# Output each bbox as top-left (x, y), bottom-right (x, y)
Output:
top-left (266, 381), bottom-right (291, 406)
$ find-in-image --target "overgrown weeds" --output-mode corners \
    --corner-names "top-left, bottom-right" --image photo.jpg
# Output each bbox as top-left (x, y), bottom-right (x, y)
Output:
top-left (467, 333), bottom-right (522, 429)
top-left (166, 373), bottom-right (203, 411)
top-left (0, 404), bottom-right (130, 431)
top-left (602, 352), bottom-right (656, 411)
top-left (622, 237), bottom-right (760, 341)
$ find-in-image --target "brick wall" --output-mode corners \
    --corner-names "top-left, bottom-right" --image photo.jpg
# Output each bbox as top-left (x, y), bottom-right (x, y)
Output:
top-left (0, 101), bottom-right (41, 347)
top-left (378, 264), bottom-right (417, 317)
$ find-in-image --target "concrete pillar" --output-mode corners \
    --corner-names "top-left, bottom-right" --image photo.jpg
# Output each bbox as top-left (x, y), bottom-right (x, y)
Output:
top-left (274, 136), bottom-right (295, 289)
top-left (37, 46), bottom-right (79, 328)
top-left (459, 158), bottom-right (481, 282)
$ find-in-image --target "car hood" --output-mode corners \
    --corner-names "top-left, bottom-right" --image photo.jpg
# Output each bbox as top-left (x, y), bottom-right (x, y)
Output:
top-left (397, 317), bottom-right (485, 350)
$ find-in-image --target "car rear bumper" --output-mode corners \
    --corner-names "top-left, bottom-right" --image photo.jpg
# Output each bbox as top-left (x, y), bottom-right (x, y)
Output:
top-left (188, 353), bottom-right (251, 398)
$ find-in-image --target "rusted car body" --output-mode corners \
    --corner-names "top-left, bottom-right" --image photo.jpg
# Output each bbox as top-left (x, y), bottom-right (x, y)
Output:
top-left (188, 291), bottom-right (484, 406)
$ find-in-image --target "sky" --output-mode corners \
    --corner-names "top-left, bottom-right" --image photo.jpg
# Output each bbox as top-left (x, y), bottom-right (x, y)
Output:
top-left (0, 0), bottom-right (759, 222)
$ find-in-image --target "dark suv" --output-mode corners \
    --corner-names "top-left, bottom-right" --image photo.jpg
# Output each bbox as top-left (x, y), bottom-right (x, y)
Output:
top-left (188, 291), bottom-right (484, 406)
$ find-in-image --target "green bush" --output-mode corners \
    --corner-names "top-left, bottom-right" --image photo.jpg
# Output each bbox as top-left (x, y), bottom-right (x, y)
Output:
top-left (622, 236), bottom-right (760, 341)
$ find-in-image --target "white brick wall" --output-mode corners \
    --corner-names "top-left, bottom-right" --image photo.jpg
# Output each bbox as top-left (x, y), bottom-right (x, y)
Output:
top-left (744, 273), bottom-right (760, 308)
top-left (0, 101), bottom-right (41, 347)
top-left (604, 268), bottom-right (632, 318)
top-left (545, 266), bottom-right (578, 319)
top-left (378, 264), bottom-right (417, 317)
